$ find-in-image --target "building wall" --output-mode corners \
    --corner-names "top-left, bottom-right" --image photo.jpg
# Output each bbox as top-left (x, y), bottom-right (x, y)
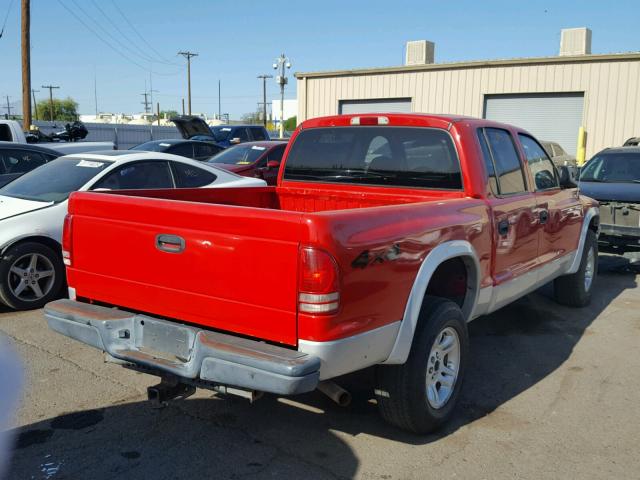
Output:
top-left (297, 55), bottom-right (640, 157)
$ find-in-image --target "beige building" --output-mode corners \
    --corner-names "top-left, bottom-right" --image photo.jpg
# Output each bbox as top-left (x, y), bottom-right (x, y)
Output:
top-left (296, 31), bottom-right (640, 159)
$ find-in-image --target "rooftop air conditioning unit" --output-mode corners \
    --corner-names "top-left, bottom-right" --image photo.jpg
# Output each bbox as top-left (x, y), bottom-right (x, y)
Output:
top-left (405, 40), bottom-right (435, 66)
top-left (560, 28), bottom-right (592, 56)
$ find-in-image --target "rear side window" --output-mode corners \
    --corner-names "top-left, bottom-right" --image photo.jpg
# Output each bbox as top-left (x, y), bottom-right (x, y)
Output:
top-left (483, 128), bottom-right (527, 195)
top-left (193, 143), bottom-right (222, 160)
top-left (235, 128), bottom-right (250, 142)
top-left (168, 143), bottom-right (195, 159)
top-left (250, 128), bottom-right (267, 141)
top-left (171, 162), bottom-right (217, 188)
top-left (518, 134), bottom-right (559, 190)
top-left (1, 150), bottom-right (47, 174)
top-left (284, 127), bottom-right (462, 189)
top-left (93, 161), bottom-right (174, 190)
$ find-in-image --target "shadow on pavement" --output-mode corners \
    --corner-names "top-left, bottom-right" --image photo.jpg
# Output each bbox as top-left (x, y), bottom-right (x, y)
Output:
top-left (7, 255), bottom-right (638, 478)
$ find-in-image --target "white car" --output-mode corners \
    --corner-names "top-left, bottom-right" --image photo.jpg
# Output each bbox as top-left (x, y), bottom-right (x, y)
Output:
top-left (0, 151), bottom-right (266, 310)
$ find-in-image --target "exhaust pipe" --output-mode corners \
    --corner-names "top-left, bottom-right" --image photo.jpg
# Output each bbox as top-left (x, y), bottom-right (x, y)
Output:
top-left (148, 377), bottom-right (195, 407)
top-left (317, 381), bottom-right (351, 407)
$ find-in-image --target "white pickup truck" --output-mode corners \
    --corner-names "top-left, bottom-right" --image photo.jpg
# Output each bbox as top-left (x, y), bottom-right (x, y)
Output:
top-left (0, 120), bottom-right (114, 154)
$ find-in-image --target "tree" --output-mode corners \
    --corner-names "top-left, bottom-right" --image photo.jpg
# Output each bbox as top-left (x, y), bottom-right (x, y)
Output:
top-left (241, 109), bottom-right (262, 124)
top-left (284, 116), bottom-right (297, 131)
top-left (36, 97), bottom-right (79, 122)
top-left (160, 110), bottom-right (179, 120)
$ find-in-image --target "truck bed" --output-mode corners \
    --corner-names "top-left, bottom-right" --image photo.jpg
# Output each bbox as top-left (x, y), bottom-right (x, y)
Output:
top-left (66, 185), bottom-right (470, 346)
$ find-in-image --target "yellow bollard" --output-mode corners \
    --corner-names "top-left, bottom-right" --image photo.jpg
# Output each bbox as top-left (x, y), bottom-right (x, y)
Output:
top-left (576, 127), bottom-right (587, 166)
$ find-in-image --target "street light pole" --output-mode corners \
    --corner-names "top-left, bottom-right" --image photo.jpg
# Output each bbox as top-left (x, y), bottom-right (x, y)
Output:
top-left (178, 51), bottom-right (198, 115)
top-left (273, 54), bottom-right (291, 138)
top-left (257, 74), bottom-right (273, 127)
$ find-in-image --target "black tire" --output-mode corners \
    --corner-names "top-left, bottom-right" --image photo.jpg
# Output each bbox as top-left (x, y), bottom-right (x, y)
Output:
top-left (554, 230), bottom-right (598, 307)
top-left (0, 242), bottom-right (65, 310)
top-left (375, 296), bottom-right (468, 434)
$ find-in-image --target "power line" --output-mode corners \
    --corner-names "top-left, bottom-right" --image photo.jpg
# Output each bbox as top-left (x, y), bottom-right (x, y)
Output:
top-left (110, 0), bottom-right (178, 66)
top-left (55, 0), bottom-right (180, 76)
top-left (0, 0), bottom-right (16, 39)
top-left (90, 0), bottom-right (177, 66)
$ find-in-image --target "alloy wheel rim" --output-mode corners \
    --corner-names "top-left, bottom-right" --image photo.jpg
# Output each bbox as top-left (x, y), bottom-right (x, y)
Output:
top-left (584, 247), bottom-right (595, 292)
top-left (426, 326), bottom-right (461, 409)
top-left (7, 253), bottom-right (56, 302)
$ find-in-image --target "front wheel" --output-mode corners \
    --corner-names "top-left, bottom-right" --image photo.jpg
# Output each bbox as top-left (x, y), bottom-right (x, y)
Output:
top-left (375, 296), bottom-right (468, 434)
top-left (554, 230), bottom-right (598, 307)
top-left (0, 242), bottom-right (65, 310)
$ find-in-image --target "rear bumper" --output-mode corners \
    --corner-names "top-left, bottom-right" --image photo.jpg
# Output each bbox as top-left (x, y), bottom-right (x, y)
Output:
top-left (44, 299), bottom-right (320, 395)
top-left (599, 224), bottom-right (640, 248)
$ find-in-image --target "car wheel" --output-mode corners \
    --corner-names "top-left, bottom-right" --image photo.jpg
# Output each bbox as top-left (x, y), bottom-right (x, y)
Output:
top-left (0, 242), bottom-right (65, 310)
top-left (375, 296), bottom-right (468, 434)
top-left (554, 230), bottom-right (598, 307)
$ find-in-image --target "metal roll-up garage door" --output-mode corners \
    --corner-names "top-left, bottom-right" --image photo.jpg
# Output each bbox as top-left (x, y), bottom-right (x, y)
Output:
top-left (484, 93), bottom-right (584, 155)
top-left (339, 98), bottom-right (412, 115)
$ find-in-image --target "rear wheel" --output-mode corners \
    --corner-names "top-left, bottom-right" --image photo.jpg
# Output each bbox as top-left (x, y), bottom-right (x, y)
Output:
top-left (0, 242), bottom-right (65, 310)
top-left (375, 296), bottom-right (468, 433)
top-left (554, 230), bottom-right (598, 307)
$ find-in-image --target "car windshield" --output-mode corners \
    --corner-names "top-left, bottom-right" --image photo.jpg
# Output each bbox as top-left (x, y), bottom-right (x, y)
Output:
top-left (210, 126), bottom-right (234, 142)
top-left (130, 141), bottom-right (172, 152)
top-left (208, 144), bottom-right (266, 165)
top-left (0, 157), bottom-right (113, 203)
top-left (283, 126), bottom-right (462, 189)
top-left (580, 152), bottom-right (640, 183)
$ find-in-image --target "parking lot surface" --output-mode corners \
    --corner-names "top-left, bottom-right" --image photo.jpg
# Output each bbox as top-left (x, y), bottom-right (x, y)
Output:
top-left (1, 253), bottom-right (639, 480)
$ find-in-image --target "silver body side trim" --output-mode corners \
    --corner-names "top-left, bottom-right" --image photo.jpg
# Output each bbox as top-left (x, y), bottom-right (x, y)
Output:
top-left (567, 206), bottom-right (599, 274)
top-left (298, 321), bottom-right (401, 380)
top-left (383, 240), bottom-right (481, 365)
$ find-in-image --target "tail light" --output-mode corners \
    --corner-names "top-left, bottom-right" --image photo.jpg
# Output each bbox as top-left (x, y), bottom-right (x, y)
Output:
top-left (298, 247), bottom-right (340, 314)
top-left (62, 214), bottom-right (73, 266)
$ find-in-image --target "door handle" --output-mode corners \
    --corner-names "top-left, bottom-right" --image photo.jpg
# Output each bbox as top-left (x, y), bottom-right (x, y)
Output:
top-left (156, 234), bottom-right (185, 253)
top-left (539, 210), bottom-right (549, 224)
top-left (497, 219), bottom-right (509, 236)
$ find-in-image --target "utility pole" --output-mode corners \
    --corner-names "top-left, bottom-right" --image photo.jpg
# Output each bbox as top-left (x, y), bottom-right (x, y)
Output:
top-left (42, 85), bottom-right (60, 121)
top-left (4, 96), bottom-right (12, 118)
top-left (218, 80), bottom-right (221, 120)
top-left (21, 0), bottom-right (31, 129)
top-left (177, 51), bottom-right (198, 115)
top-left (181, 98), bottom-right (185, 115)
top-left (31, 88), bottom-right (38, 120)
top-left (257, 74), bottom-right (273, 127)
top-left (141, 91), bottom-right (151, 113)
top-left (273, 54), bottom-right (291, 138)
top-left (156, 102), bottom-right (160, 126)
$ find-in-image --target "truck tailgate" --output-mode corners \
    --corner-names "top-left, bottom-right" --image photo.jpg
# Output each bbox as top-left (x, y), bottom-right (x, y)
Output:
top-left (66, 192), bottom-right (304, 345)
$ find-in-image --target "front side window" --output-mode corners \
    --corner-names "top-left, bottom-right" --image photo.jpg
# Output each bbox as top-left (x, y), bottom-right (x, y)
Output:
top-left (284, 126), bottom-right (462, 189)
top-left (93, 161), bottom-right (174, 190)
top-left (484, 128), bottom-right (527, 195)
top-left (519, 134), bottom-right (559, 190)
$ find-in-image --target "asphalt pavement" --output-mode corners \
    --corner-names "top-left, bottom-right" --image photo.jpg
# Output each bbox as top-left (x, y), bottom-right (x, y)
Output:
top-left (1, 253), bottom-right (639, 480)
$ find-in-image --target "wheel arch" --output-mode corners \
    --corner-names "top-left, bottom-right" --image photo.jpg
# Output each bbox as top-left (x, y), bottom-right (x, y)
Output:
top-left (567, 206), bottom-right (599, 274)
top-left (1, 235), bottom-right (62, 258)
top-left (383, 240), bottom-right (481, 365)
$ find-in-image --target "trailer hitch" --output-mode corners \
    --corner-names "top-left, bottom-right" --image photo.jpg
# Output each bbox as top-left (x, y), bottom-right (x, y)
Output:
top-left (147, 376), bottom-right (196, 408)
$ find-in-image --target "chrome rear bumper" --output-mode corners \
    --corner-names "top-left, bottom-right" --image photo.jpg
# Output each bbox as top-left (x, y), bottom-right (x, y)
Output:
top-left (45, 299), bottom-right (320, 395)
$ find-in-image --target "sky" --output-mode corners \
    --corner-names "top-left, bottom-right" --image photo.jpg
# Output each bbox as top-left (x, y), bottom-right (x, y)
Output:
top-left (0, 0), bottom-right (639, 120)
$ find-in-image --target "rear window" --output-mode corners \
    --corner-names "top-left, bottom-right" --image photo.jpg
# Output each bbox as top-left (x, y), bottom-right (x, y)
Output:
top-left (283, 127), bottom-right (462, 189)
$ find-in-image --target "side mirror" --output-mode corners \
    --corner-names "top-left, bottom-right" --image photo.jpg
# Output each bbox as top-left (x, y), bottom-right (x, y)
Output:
top-left (558, 166), bottom-right (576, 188)
top-left (266, 160), bottom-right (280, 170)
top-left (230, 137), bottom-right (241, 144)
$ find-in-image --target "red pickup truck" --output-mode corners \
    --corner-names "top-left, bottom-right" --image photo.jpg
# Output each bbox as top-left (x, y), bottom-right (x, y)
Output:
top-left (46, 114), bottom-right (599, 433)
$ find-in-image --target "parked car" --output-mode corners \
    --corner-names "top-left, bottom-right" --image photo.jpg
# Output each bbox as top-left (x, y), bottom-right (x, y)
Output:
top-left (45, 113), bottom-right (597, 434)
top-left (171, 116), bottom-right (271, 148)
top-left (130, 139), bottom-right (224, 161)
top-left (0, 143), bottom-right (60, 188)
top-left (0, 151), bottom-right (266, 310)
top-left (623, 137), bottom-right (640, 147)
top-left (0, 119), bottom-right (115, 153)
top-left (579, 147), bottom-right (640, 252)
top-left (207, 141), bottom-right (287, 185)
top-left (540, 141), bottom-right (576, 167)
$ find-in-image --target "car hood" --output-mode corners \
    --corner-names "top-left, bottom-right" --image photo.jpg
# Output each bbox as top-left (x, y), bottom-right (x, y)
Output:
top-left (170, 116), bottom-right (213, 139)
top-left (0, 195), bottom-right (54, 220)
top-left (209, 163), bottom-right (253, 173)
top-left (579, 182), bottom-right (640, 203)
